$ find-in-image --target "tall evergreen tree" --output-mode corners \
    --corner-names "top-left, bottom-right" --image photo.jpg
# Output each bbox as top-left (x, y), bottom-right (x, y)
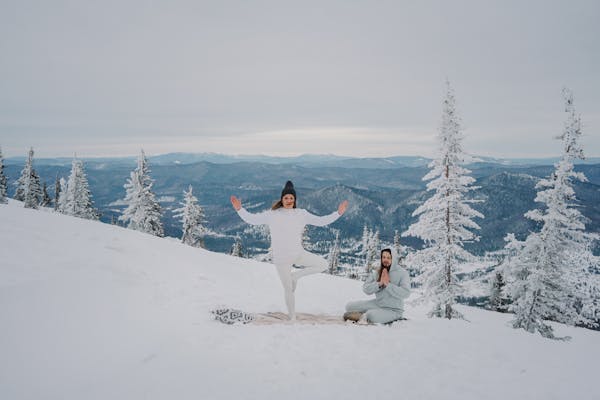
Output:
top-left (173, 185), bottom-right (206, 248)
top-left (492, 233), bottom-right (524, 311)
top-left (41, 181), bottom-right (52, 207)
top-left (488, 271), bottom-right (509, 312)
top-left (54, 174), bottom-right (61, 211)
top-left (57, 177), bottom-right (68, 213)
top-left (403, 81), bottom-right (484, 319)
top-left (393, 229), bottom-right (402, 261)
top-left (504, 88), bottom-right (599, 339)
top-left (14, 147), bottom-right (42, 209)
top-left (358, 228), bottom-right (381, 272)
top-left (0, 147), bottom-right (8, 204)
top-left (119, 150), bottom-right (164, 237)
top-left (61, 158), bottom-right (99, 219)
top-left (230, 235), bottom-right (244, 257)
top-left (367, 230), bottom-right (380, 271)
top-left (360, 225), bottom-right (371, 267)
top-left (328, 229), bottom-right (341, 274)
top-left (302, 226), bottom-right (310, 248)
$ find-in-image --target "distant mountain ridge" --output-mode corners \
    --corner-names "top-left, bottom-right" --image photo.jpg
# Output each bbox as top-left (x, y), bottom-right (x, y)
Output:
top-left (6, 152), bottom-right (600, 168)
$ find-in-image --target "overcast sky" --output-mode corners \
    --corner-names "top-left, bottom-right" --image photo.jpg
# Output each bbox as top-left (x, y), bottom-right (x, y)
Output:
top-left (1, 0), bottom-right (598, 158)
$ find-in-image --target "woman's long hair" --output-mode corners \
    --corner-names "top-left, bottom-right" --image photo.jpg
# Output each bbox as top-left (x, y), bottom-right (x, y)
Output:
top-left (377, 248), bottom-right (393, 281)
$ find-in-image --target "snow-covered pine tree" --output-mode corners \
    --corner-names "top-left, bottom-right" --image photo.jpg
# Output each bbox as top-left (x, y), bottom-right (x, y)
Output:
top-left (41, 181), bottom-right (52, 207)
top-left (62, 158), bottom-right (99, 219)
top-left (361, 227), bottom-right (378, 272)
top-left (61, 169), bottom-right (74, 213)
top-left (488, 271), bottom-right (509, 312)
top-left (302, 226), bottom-right (310, 249)
top-left (403, 81), bottom-right (484, 319)
top-left (0, 147), bottom-right (8, 204)
top-left (119, 150), bottom-right (164, 237)
top-left (53, 174), bottom-right (61, 211)
top-left (361, 225), bottom-right (369, 249)
top-left (231, 235), bottom-right (244, 257)
top-left (491, 233), bottom-right (524, 312)
top-left (393, 229), bottom-right (402, 262)
top-left (173, 185), bottom-right (206, 248)
top-left (349, 225), bottom-right (370, 279)
top-left (367, 230), bottom-right (380, 271)
top-left (360, 225), bottom-right (371, 268)
top-left (328, 229), bottom-right (341, 274)
top-left (56, 178), bottom-right (68, 213)
top-left (497, 233), bottom-right (526, 294)
top-left (504, 88), bottom-right (599, 339)
top-left (14, 147), bottom-right (42, 209)
top-left (579, 275), bottom-right (600, 329)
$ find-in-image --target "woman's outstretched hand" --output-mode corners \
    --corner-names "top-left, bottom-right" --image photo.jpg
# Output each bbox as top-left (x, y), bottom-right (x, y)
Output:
top-left (338, 200), bottom-right (349, 215)
top-left (230, 195), bottom-right (242, 211)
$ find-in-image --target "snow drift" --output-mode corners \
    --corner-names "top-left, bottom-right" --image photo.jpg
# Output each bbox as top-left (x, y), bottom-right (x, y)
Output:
top-left (1, 200), bottom-right (598, 400)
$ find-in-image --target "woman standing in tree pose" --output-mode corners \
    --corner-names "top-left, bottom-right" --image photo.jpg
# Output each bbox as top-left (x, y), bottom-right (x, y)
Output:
top-left (231, 181), bottom-right (348, 321)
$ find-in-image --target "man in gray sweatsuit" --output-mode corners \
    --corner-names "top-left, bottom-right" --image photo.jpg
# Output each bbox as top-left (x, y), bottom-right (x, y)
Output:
top-left (345, 248), bottom-right (411, 324)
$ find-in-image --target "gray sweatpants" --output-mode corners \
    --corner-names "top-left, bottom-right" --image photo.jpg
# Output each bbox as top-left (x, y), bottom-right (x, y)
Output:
top-left (345, 299), bottom-right (404, 324)
top-left (275, 250), bottom-right (329, 321)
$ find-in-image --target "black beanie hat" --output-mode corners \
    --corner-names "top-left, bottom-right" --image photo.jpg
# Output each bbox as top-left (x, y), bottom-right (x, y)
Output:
top-left (281, 180), bottom-right (296, 199)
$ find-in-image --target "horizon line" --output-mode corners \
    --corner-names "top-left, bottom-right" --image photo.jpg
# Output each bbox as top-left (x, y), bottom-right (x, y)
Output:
top-left (3, 150), bottom-right (600, 161)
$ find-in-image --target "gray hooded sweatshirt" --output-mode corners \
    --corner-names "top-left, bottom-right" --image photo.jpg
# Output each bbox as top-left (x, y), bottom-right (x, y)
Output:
top-left (363, 263), bottom-right (411, 311)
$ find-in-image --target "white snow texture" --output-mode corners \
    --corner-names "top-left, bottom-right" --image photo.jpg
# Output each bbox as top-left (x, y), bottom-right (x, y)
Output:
top-left (0, 200), bottom-right (598, 400)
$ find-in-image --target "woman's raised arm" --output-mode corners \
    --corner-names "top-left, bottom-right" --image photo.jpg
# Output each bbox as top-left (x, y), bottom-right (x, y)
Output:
top-left (231, 195), bottom-right (269, 225)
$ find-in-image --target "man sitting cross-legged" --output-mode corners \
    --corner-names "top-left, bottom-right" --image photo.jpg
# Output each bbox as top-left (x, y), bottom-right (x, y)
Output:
top-left (344, 248), bottom-right (410, 324)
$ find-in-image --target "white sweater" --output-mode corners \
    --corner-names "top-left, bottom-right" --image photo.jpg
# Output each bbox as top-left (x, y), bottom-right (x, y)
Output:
top-left (237, 207), bottom-right (340, 264)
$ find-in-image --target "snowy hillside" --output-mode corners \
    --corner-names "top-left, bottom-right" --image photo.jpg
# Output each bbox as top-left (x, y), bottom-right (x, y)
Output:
top-left (1, 200), bottom-right (598, 400)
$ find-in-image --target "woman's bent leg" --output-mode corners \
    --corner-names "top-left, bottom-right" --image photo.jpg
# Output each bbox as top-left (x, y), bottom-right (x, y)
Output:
top-left (274, 263), bottom-right (296, 320)
top-left (290, 250), bottom-right (329, 282)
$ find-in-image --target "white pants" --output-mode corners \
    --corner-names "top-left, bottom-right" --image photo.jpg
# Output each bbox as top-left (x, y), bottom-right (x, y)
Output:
top-left (274, 250), bottom-right (328, 320)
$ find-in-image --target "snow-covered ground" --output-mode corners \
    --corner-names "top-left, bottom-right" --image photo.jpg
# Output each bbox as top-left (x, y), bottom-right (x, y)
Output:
top-left (1, 200), bottom-right (598, 400)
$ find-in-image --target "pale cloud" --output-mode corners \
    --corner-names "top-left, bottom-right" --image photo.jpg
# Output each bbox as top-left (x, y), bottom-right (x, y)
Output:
top-left (1, 0), bottom-right (598, 158)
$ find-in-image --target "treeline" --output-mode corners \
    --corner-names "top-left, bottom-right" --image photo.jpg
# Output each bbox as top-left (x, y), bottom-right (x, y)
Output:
top-left (0, 147), bottom-right (213, 252)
